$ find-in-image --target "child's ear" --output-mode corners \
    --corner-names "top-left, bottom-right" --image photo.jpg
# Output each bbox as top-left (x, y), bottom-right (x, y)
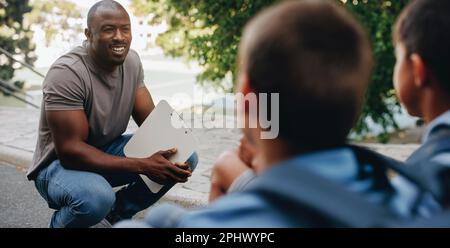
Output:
top-left (410, 53), bottom-right (427, 88)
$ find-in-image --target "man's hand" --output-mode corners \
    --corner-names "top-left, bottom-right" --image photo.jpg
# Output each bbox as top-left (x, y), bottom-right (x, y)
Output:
top-left (138, 148), bottom-right (192, 185)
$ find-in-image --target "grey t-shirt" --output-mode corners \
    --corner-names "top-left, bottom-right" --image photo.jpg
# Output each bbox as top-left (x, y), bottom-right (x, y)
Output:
top-left (27, 41), bottom-right (145, 180)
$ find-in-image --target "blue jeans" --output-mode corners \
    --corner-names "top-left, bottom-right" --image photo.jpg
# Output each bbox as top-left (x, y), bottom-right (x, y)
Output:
top-left (34, 134), bottom-right (198, 228)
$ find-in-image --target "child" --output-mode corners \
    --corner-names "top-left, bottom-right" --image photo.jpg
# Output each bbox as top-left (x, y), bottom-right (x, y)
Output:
top-left (116, 0), bottom-right (437, 227)
top-left (393, 0), bottom-right (450, 206)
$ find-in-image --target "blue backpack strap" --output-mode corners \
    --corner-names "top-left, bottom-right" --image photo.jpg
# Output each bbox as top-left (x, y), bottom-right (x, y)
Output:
top-left (348, 145), bottom-right (432, 193)
top-left (396, 210), bottom-right (450, 227)
top-left (405, 127), bottom-right (450, 204)
top-left (406, 127), bottom-right (450, 165)
top-left (250, 147), bottom-right (405, 227)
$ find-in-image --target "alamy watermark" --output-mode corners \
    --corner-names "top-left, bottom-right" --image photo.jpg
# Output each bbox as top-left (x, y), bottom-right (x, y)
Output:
top-left (169, 91), bottom-right (279, 139)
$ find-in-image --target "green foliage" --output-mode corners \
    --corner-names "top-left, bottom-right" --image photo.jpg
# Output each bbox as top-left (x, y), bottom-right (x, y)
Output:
top-left (0, 0), bottom-right (36, 92)
top-left (344, 0), bottom-right (409, 136)
top-left (131, 0), bottom-right (410, 137)
top-left (131, 0), bottom-right (276, 91)
top-left (26, 0), bottom-right (83, 47)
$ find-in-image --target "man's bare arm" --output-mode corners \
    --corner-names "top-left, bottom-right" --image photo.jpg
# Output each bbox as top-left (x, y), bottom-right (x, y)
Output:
top-left (47, 110), bottom-right (141, 173)
top-left (132, 87), bottom-right (155, 126)
top-left (47, 110), bottom-right (191, 183)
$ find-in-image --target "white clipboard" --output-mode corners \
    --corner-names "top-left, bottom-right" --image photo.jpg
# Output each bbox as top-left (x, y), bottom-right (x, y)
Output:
top-left (124, 100), bottom-right (197, 193)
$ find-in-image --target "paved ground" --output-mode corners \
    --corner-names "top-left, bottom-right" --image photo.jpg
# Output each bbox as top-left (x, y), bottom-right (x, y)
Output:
top-left (0, 161), bottom-right (52, 227)
top-left (0, 107), bottom-right (421, 227)
top-left (0, 107), bottom-right (241, 227)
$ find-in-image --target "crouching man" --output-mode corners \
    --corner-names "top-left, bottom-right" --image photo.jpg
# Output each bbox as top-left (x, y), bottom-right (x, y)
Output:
top-left (28, 0), bottom-right (197, 228)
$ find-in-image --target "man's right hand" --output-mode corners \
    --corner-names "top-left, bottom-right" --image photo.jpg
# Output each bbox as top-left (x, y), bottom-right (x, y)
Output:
top-left (138, 148), bottom-right (192, 185)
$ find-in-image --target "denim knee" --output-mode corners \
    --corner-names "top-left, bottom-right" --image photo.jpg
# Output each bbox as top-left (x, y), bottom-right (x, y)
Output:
top-left (69, 184), bottom-right (116, 226)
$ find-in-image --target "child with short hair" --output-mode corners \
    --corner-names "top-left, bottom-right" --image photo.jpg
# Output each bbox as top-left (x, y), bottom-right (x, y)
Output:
top-left (393, 0), bottom-right (450, 206)
top-left (116, 0), bottom-right (439, 227)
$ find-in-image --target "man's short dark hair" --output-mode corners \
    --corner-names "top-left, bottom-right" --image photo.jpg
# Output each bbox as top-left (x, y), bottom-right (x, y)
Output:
top-left (87, 0), bottom-right (126, 29)
top-left (240, 0), bottom-right (372, 150)
top-left (395, 0), bottom-right (450, 94)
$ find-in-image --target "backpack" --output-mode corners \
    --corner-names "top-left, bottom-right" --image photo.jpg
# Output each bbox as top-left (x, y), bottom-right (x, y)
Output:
top-left (252, 142), bottom-right (450, 227)
top-left (404, 126), bottom-right (450, 205)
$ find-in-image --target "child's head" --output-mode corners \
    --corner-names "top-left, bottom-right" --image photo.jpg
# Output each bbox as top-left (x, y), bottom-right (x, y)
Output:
top-left (394, 0), bottom-right (450, 119)
top-left (237, 0), bottom-right (372, 153)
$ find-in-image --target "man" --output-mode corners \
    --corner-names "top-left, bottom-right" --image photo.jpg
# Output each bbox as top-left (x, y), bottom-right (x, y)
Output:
top-left (28, 0), bottom-right (197, 228)
top-left (117, 0), bottom-right (437, 228)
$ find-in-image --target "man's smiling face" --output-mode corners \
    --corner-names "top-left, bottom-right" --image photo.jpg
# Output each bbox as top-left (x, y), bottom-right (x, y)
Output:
top-left (86, 6), bottom-right (132, 70)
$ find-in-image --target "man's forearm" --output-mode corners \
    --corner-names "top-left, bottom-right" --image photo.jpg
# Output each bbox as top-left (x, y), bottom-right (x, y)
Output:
top-left (57, 140), bottom-right (142, 174)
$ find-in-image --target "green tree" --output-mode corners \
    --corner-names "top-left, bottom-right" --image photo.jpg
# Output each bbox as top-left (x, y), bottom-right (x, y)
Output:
top-left (0, 0), bottom-right (36, 91)
top-left (26, 0), bottom-right (83, 47)
top-left (131, 0), bottom-right (276, 91)
top-left (346, 0), bottom-right (408, 139)
top-left (131, 0), bottom-right (409, 138)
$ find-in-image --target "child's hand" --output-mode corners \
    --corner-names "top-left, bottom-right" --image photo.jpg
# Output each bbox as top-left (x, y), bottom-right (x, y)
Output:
top-left (238, 136), bottom-right (258, 168)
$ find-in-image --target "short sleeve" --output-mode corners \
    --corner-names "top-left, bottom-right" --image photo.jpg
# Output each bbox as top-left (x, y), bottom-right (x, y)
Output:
top-left (137, 56), bottom-right (145, 88)
top-left (43, 65), bottom-right (85, 111)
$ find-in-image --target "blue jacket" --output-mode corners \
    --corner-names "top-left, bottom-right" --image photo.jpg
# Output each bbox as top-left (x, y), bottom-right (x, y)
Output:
top-left (118, 148), bottom-right (440, 228)
top-left (418, 110), bottom-right (450, 165)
